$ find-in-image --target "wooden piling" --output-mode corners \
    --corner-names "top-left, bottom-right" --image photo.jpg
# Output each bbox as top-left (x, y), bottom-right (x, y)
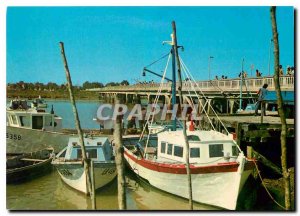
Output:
top-left (114, 95), bottom-right (127, 210)
top-left (172, 21), bottom-right (193, 210)
top-left (271, 6), bottom-right (291, 210)
top-left (260, 102), bottom-right (264, 124)
top-left (59, 42), bottom-right (95, 209)
top-left (236, 122), bottom-right (242, 146)
top-left (91, 160), bottom-right (96, 209)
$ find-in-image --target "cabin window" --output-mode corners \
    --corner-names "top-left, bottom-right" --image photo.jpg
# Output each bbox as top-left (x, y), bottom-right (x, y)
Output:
top-left (44, 115), bottom-right (52, 126)
top-left (32, 116), bottom-right (43, 129)
top-left (187, 135), bottom-right (201, 141)
top-left (161, 142), bottom-right (166, 153)
top-left (174, 146), bottom-right (183, 157)
top-left (209, 144), bottom-right (224, 158)
top-left (167, 143), bottom-right (173, 155)
top-left (232, 146), bottom-right (238, 156)
top-left (11, 115), bottom-right (18, 125)
top-left (77, 149), bottom-right (98, 159)
top-left (190, 148), bottom-right (200, 158)
top-left (19, 116), bottom-right (30, 127)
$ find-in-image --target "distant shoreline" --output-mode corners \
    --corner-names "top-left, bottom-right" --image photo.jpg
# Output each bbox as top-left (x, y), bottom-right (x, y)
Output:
top-left (7, 89), bottom-right (100, 101)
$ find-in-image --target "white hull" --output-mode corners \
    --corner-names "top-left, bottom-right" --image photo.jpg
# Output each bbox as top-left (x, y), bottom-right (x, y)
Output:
top-left (54, 162), bottom-right (116, 194)
top-left (6, 126), bottom-right (76, 154)
top-left (124, 149), bottom-right (253, 210)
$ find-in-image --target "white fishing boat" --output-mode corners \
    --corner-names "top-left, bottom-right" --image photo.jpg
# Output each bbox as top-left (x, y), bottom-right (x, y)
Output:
top-left (124, 130), bottom-right (254, 210)
top-left (6, 99), bottom-right (75, 154)
top-left (52, 137), bottom-right (116, 194)
top-left (123, 22), bottom-right (255, 210)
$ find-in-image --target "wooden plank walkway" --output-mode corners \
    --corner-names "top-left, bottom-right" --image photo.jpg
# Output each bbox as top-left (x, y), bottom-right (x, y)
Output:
top-left (217, 114), bottom-right (294, 125)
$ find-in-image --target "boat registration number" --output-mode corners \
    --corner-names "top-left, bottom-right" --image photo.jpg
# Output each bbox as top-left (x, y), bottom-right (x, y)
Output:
top-left (60, 169), bottom-right (72, 176)
top-left (101, 168), bottom-right (116, 175)
top-left (6, 132), bottom-right (22, 140)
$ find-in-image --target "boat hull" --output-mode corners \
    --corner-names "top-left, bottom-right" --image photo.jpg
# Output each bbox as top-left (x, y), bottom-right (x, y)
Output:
top-left (6, 149), bottom-right (54, 183)
top-left (6, 126), bottom-right (75, 154)
top-left (124, 148), bottom-right (254, 210)
top-left (53, 161), bottom-right (117, 194)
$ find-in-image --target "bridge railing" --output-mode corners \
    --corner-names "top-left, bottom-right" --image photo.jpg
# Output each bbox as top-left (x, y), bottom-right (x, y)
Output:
top-left (94, 75), bottom-right (294, 92)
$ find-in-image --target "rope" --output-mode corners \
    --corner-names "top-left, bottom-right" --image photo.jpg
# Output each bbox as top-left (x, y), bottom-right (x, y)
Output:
top-left (181, 58), bottom-right (229, 132)
top-left (139, 53), bottom-right (171, 141)
top-left (180, 57), bottom-right (243, 153)
top-left (253, 159), bottom-right (286, 210)
top-left (145, 52), bottom-right (170, 68)
top-left (209, 80), bottom-right (229, 96)
top-left (179, 59), bottom-right (216, 130)
top-left (142, 53), bottom-right (171, 157)
top-left (181, 70), bottom-right (203, 130)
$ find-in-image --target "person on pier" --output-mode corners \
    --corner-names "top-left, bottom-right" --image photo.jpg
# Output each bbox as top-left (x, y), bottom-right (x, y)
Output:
top-left (255, 83), bottom-right (268, 116)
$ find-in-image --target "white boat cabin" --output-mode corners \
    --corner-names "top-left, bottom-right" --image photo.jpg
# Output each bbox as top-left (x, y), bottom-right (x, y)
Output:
top-left (156, 130), bottom-right (239, 164)
top-left (59, 137), bottom-right (114, 162)
top-left (7, 103), bottom-right (62, 132)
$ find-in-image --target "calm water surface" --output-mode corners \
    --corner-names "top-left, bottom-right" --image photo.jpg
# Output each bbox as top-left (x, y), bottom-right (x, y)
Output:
top-left (7, 168), bottom-right (218, 210)
top-left (45, 99), bottom-right (149, 129)
top-left (45, 100), bottom-right (101, 129)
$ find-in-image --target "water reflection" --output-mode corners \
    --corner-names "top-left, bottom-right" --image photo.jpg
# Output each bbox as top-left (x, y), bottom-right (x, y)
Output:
top-left (125, 171), bottom-right (218, 210)
top-left (7, 168), bottom-right (219, 210)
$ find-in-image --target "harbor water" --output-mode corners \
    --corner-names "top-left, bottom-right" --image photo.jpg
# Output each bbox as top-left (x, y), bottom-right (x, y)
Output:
top-left (7, 168), bottom-right (219, 210)
top-left (6, 100), bottom-right (218, 210)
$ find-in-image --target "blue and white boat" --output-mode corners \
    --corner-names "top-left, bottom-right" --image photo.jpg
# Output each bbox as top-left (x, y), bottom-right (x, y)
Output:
top-left (52, 137), bottom-right (116, 194)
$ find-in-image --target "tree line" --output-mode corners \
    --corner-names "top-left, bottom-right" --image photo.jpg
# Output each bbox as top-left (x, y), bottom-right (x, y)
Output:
top-left (7, 80), bottom-right (130, 91)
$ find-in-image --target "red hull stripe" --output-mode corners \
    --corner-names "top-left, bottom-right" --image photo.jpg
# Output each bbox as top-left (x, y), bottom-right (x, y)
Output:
top-left (124, 149), bottom-right (255, 174)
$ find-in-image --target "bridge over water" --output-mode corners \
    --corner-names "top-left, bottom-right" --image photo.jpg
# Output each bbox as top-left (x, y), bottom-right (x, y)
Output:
top-left (89, 75), bottom-right (294, 114)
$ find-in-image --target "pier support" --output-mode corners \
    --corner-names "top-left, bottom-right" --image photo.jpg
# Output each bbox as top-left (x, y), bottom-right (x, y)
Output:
top-left (207, 99), bottom-right (212, 115)
top-left (126, 94), bottom-right (133, 104)
top-left (133, 94), bottom-right (141, 104)
top-left (229, 97), bottom-right (235, 114)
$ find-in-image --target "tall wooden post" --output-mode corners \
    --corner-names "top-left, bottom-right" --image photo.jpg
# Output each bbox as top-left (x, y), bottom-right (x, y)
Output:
top-left (114, 95), bottom-right (127, 210)
top-left (90, 160), bottom-right (96, 209)
top-left (59, 42), bottom-right (95, 209)
top-left (270, 7), bottom-right (291, 210)
top-left (172, 21), bottom-right (193, 210)
top-left (260, 102), bottom-right (264, 123)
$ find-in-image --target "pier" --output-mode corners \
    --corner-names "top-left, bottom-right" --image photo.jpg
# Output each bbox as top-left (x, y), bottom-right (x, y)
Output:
top-left (90, 75), bottom-right (294, 115)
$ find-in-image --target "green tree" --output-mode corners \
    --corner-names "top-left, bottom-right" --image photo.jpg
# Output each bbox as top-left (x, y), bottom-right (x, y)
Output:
top-left (120, 80), bottom-right (129, 86)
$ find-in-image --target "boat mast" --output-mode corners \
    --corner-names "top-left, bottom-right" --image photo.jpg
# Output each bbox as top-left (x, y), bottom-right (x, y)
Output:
top-left (171, 35), bottom-right (177, 131)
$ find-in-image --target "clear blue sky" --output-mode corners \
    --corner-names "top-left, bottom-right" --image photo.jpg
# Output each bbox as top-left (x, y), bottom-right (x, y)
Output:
top-left (6, 6), bottom-right (294, 85)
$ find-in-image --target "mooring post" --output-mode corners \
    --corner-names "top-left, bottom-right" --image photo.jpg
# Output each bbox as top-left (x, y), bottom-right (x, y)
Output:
top-left (260, 102), bottom-right (264, 124)
top-left (247, 146), bottom-right (253, 159)
top-left (59, 42), bottom-right (95, 209)
top-left (236, 122), bottom-right (242, 147)
top-left (114, 95), bottom-right (127, 210)
top-left (172, 20), bottom-right (193, 210)
top-left (91, 160), bottom-right (96, 209)
top-left (271, 6), bottom-right (291, 210)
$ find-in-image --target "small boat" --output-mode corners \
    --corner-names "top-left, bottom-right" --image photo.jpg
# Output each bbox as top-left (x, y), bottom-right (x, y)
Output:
top-left (6, 148), bottom-right (54, 183)
top-left (30, 96), bottom-right (48, 109)
top-left (52, 137), bottom-right (117, 194)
